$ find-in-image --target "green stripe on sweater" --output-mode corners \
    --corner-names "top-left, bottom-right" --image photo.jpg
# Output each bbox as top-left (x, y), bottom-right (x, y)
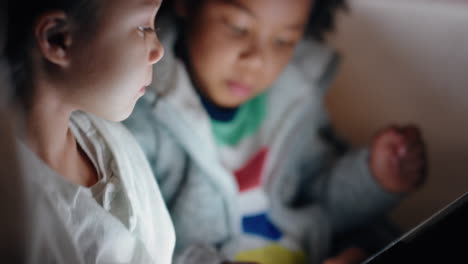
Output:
top-left (211, 93), bottom-right (267, 146)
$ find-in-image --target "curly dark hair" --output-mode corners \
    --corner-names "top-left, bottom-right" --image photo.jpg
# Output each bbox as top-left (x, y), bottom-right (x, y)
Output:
top-left (308, 0), bottom-right (348, 41)
top-left (159, 0), bottom-right (348, 42)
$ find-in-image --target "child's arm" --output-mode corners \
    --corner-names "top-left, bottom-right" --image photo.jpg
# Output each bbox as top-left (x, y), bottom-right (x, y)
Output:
top-left (283, 39), bottom-right (393, 231)
top-left (290, 40), bottom-right (425, 234)
top-left (279, 114), bottom-right (411, 234)
top-left (300, 124), bottom-right (426, 234)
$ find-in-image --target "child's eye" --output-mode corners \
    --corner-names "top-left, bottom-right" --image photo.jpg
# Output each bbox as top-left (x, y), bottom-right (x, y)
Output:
top-left (221, 18), bottom-right (248, 37)
top-left (137, 26), bottom-right (159, 37)
top-left (274, 38), bottom-right (296, 48)
top-left (229, 24), bottom-right (248, 36)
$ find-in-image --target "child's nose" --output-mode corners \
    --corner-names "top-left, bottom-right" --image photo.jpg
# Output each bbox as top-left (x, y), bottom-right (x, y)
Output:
top-left (240, 40), bottom-right (265, 71)
top-left (148, 37), bottom-right (164, 65)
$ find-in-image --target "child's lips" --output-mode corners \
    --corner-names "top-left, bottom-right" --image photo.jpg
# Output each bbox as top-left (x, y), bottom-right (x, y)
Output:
top-left (140, 79), bottom-right (151, 93)
top-left (227, 80), bottom-right (253, 98)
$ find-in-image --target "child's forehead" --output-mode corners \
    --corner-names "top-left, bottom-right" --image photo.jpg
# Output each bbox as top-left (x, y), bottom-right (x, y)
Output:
top-left (207, 0), bottom-right (313, 16)
top-left (216, 0), bottom-right (254, 15)
top-left (102, 0), bottom-right (161, 18)
top-left (141, 0), bottom-right (162, 8)
top-left (109, 0), bottom-right (161, 10)
top-left (204, 0), bottom-right (313, 28)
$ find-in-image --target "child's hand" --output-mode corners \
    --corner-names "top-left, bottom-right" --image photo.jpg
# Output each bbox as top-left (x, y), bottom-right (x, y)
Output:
top-left (369, 125), bottom-right (427, 193)
top-left (322, 247), bottom-right (367, 264)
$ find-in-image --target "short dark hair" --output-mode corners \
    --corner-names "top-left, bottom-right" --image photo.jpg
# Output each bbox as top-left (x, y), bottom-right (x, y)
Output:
top-left (5, 0), bottom-right (101, 105)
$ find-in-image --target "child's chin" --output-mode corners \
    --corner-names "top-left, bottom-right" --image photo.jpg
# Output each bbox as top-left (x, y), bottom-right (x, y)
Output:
top-left (216, 98), bottom-right (247, 109)
top-left (114, 110), bottom-right (133, 122)
top-left (92, 107), bottom-right (133, 123)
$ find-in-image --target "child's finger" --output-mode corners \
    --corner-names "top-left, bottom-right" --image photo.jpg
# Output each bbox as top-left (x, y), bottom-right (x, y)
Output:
top-left (383, 131), bottom-right (408, 155)
top-left (402, 137), bottom-right (425, 151)
top-left (399, 153), bottom-right (428, 182)
top-left (400, 144), bottom-right (426, 160)
top-left (400, 166), bottom-right (427, 188)
top-left (374, 126), bottom-right (406, 145)
top-left (399, 158), bottom-right (425, 176)
top-left (400, 147), bottom-right (427, 169)
top-left (400, 158), bottom-right (425, 173)
top-left (398, 132), bottom-right (426, 158)
top-left (403, 147), bottom-right (427, 169)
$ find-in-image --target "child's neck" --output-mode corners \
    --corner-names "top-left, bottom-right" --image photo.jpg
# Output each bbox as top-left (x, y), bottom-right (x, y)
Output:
top-left (197, 92), bottom-right (239, 122)
top-left (23, 84), bottom-right (98, 187)
top-left (24, 89), bottom-right (73, 164)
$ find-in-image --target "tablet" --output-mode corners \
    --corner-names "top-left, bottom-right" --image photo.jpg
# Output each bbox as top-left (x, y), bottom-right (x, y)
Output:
top-left (364, 192), bottom-right (468, 263)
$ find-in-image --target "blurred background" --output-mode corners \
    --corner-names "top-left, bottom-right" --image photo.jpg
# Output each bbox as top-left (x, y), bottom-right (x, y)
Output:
top-left (326, 0), bottom-right (468, 231)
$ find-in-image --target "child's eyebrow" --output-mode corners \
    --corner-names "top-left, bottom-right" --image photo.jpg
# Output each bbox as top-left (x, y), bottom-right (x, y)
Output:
top-left (221, 0), bottom-right (255, 18)
top-left (142, 0), bottom-right (161, 8)
top-left (287, 23), bottom-right (307, 31)
top-left (138, 0), bottom-right (161, 19)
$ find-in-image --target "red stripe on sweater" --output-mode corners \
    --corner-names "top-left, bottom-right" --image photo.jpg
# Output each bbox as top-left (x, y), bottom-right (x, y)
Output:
top-left (234, 147), bottom-right (269, 192)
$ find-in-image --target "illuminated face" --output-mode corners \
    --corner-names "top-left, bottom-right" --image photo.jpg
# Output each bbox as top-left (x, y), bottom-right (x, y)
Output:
top-left (67, 0), bottom-right (164, 121)
top-left (182, 0), bottom-right (313, 108)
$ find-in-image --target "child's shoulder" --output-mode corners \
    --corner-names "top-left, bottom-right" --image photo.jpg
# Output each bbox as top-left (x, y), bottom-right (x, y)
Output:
top-left (264, 39), bottom-right (337, 121)
top-left (292, 38), bottom-right (338, 94)
top-left (270, 38), bottom-right (337, 101)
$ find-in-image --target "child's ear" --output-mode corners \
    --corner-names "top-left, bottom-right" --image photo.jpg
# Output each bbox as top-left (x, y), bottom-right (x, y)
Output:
top-left (34, 11), bottom-right (73, 68)
top-left (174, 0), bottom-right (188, 18)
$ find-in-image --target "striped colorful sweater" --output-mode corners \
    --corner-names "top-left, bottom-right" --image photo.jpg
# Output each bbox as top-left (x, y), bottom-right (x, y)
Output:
top-left (200, 93), bottom-right (306, 263)
top-left (124, 21), bottom-right (401, 264)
